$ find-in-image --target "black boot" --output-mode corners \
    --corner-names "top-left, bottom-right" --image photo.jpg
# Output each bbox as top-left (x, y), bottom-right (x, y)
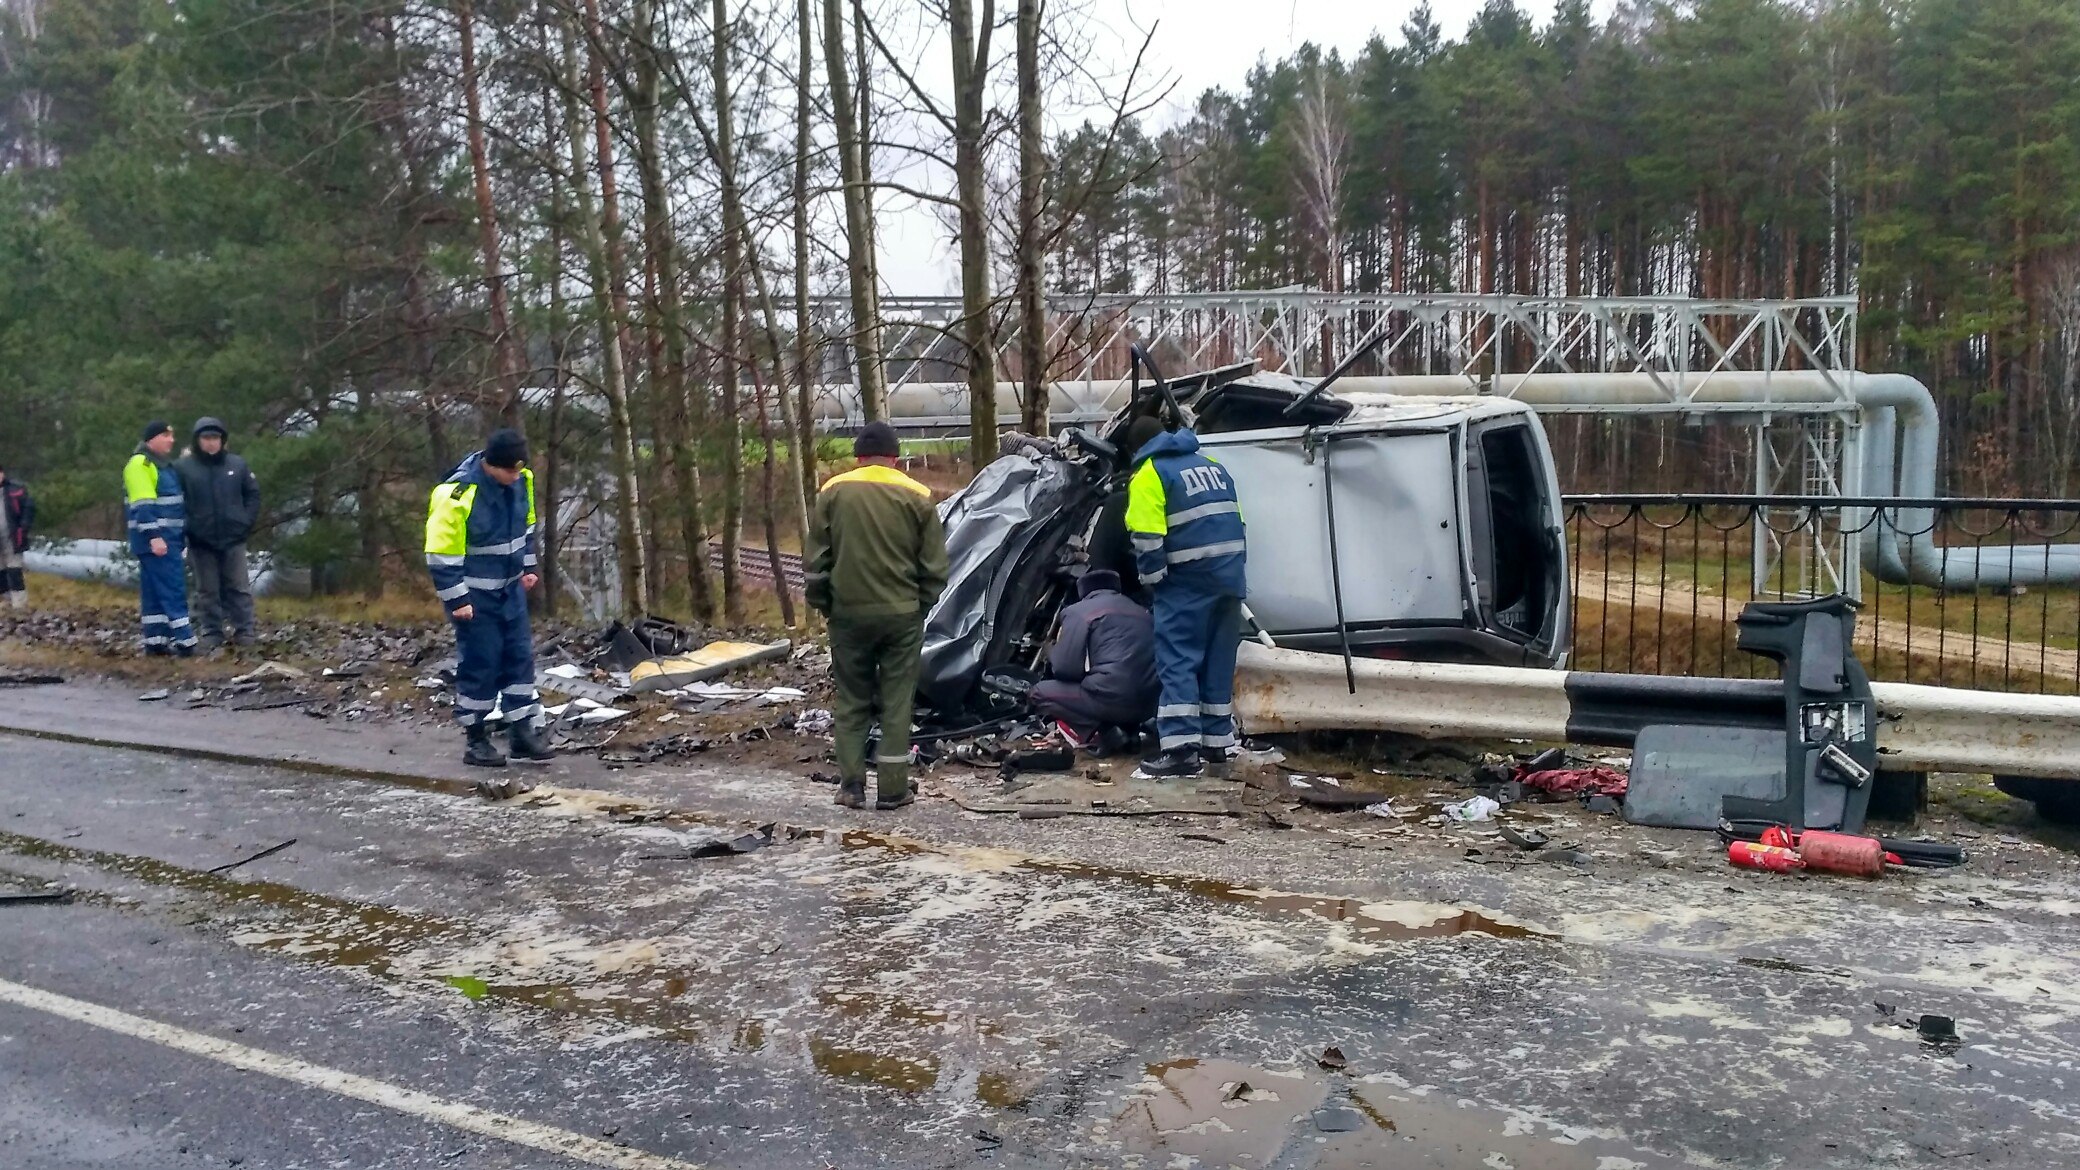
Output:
top-left (1133, 747), bottom-right (1204, 780)
top-left (173, 643), bottom-right (195, 659)
top-left (464, 725), bottom-right (508, 768)
top-left (508, 719), bottom-right (555, 765)
top-left (833, 780), bottom-right (867, 809)
top-left (1201, 747), bottom-right (1232, 780)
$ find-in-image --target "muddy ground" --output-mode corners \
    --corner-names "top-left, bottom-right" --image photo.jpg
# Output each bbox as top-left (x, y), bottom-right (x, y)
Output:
top-left (5, 592), bottom-right (2080, 1168)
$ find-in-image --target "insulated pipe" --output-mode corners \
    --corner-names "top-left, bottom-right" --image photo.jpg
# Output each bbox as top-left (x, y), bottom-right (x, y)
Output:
top-left (24, 538), bottom-right (303, 596)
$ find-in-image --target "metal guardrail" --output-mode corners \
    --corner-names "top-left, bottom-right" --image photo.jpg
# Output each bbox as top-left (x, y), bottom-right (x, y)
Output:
top-left (1562, 494), bottom-right (2080, 694)
top-left (1232, 643), bottom-right (2080, 782)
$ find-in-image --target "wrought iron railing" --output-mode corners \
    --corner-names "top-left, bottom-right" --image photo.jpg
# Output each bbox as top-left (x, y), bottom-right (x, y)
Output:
top-left (1563, 495), bottom-right (2080, 694)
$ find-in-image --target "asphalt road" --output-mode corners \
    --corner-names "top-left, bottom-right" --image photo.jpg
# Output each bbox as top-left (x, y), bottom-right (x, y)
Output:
top-left (3, 691), bottom-right (2080, 1168)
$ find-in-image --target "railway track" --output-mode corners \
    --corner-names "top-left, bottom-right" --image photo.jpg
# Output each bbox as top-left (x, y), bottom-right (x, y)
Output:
top-left (709, 545), bottom-right (806, 589)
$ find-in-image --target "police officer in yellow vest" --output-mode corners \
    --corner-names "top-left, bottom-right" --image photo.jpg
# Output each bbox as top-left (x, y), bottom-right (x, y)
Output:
top-left (424, 429), bottom-right (552, 769)
top-left (124, 420), bottom-right (197, 656)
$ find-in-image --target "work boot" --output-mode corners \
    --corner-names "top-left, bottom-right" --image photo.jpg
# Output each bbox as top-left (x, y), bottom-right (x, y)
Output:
top-left (508, 720), bottom-right (555, 765)
top-left (876, 788), bottom-right (916, 811)
top-left (1202, 747), bottom-right (1231, 781)
top-left (833, 780), bottom-right (867, 809)
top-left (143, 645), bottom-right (171, 658)
top-left (1133, 747), bottom-right (1204, 781)
top-left (1091, 725), bottom-right (1132, 759)
top-left (463, 725), bottom-right (508, 769)
top-left (173, 643), bottom-right (195, 659)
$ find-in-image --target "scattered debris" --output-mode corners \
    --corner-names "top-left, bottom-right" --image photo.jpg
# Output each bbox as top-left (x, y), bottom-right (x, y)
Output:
top-left (230, 661), bottom-right (310, 686)
top-left (1498, 823), bottom-right (1549, 850)
top-left (0, 672), bottom-right (63, 686)
top-left (1916, 1014), bottom-right (1960, 1050)
top-left (999, 746), bottom-right (1074, 781)
top-left (644, 824), bottom-right (786, 859)
top-left (474, 776), bottom-right (534, 801)
top-left (1316, 1046), bottom-right (1348, 1071)
top-left (1361, 801), bottom-right (1403, 819)
top-left (0, 886), bottom-right (73, 905)
top-left (599, 735), bottom-right (713, 766)
top-left (138, 688), bottom-right (171, 702)
top-left (205, 839), bottom-right (298, 875)
top-left (1519, 765), bottom-right (1630, 799)
top-left (628, 639), bottom-right (792, 693)
top-left (1443, 795), bottom-right (1501, 823)
top-left (321, 660), bottom-right (369, 679)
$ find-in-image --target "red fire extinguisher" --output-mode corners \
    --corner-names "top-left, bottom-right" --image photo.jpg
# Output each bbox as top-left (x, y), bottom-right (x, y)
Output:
top-left (1728, 841), bottom-right (1805, 873)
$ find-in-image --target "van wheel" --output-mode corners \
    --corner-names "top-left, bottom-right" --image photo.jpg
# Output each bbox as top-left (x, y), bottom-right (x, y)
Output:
top-left (1992, 775), bottom-right (2080, 825)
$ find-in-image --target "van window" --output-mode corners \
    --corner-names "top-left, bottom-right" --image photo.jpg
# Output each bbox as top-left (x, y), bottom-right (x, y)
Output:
top-left (1476, 423), bottom-right (1553, 641)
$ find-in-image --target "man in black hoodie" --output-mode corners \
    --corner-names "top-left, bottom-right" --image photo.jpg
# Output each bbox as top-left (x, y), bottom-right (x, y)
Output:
top-left (1030, 569), bottom-right (1158, 753)
top-left (175, 417), bottom-right (261, 651)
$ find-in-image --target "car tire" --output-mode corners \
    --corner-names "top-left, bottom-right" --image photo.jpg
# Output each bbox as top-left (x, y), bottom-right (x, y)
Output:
top-left (1992, 775), bottom-right (2080, 825)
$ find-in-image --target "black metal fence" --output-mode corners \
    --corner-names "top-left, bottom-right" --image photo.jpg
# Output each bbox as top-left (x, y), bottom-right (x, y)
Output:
top-left (1563, 495), bottom-right (2080, 694)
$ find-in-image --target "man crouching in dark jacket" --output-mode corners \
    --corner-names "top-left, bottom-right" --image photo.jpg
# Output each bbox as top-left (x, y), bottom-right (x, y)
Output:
top-left (174, 417), bottom-right (261, 651)
top-left (1031, 569), bottom-right (1158, 755)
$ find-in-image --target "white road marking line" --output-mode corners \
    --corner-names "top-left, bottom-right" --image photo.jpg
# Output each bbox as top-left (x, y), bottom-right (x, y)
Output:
top-left (0, 976), bottom-right (703, 1170)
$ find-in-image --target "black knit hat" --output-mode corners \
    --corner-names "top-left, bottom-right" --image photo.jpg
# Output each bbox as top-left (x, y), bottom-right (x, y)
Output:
top-left (1078, 569), bottom-right (1122, 599)
top-left (483, 428), bottom-right (529, 469)
top-left (853, 421), bottom-right (900, 460)
top-left (141, 420), bottom-right (173, 444)
top-left (1122, 415), bottom-right (1165, 457)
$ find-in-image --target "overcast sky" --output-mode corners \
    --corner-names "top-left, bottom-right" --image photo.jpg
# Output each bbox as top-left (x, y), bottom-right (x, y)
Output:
top-left (874, 0), bottom-right (1592, 293)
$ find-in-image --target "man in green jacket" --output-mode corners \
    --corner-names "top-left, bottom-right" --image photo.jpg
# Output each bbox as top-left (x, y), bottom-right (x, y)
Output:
top-left (806, 422), bottom-right (949, 810)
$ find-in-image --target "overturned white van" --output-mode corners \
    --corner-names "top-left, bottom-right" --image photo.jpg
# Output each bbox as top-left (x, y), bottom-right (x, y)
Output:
top-left (916, 363), bottom-right (1571, 720)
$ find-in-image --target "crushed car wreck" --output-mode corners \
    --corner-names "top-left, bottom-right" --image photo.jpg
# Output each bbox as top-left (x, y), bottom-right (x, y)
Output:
top-left (916, 350), bottom-right (1571, 724)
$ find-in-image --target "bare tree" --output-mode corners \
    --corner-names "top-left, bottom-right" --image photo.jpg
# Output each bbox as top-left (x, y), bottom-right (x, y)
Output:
top-left (822, 0), bottom-right (886, 420)
top-left (1014, 0), bottom-right (1048, 436)
top-left (458, 0), bottom-right (529, 425)
top-left (711, 0), bottom-right (746, 620)
top-left (558, 3), bottom-right (646, 616)
top-left (2042, 254), bottom-right (2080, 494)
top-left (631, 0), bottom-right (717, 619)
top-left (949, 0), bottom-right (999, 466)
top-left (793, 0), bottom-right (821, 510)
top-left (1292, 64), bottom-right (1348, 296)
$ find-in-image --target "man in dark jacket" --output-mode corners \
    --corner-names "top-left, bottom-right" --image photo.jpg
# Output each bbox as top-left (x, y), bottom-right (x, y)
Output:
top-left (0, 463), bottom-right (33, 609)
top-left (174, 417), bottom-right (261, 651)
top-left (425, 428), bottom-right (551, 771)
top-left (1085, 416), bottom-right (1165, 605)
top-left (1031, 569), bottom-right (1158, 753)
top-left (806, 422), bottom-right (949, 811)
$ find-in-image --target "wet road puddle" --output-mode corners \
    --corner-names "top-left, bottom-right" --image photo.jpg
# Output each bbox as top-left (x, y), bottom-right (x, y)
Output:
top-left (840, 829), bottom-right (1550, 943)
top-left (1108, 1058), bottom-right (1672, 1168)
top-left (0, 828), bottom-right (1004, 1102)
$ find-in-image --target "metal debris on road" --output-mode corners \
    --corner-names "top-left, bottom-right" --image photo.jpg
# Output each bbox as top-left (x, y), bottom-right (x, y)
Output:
top-left (0, 886), bottom-right (74, 905)
top-left (138, 688), bottom-right (171, 702)
top-left (205, 839), bottom-right (298, 875)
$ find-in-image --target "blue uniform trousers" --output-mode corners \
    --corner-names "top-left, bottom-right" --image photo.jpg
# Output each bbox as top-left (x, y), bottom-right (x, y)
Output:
top-left (451, 605), bottom-right (539, 728)
top-left (139, 546), bottom-right (195, 650)
top-left (1151, 586), bottom-right (1241, 753)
